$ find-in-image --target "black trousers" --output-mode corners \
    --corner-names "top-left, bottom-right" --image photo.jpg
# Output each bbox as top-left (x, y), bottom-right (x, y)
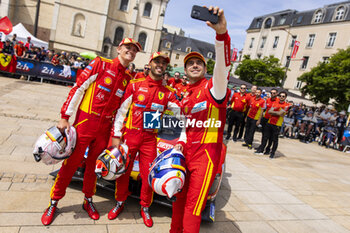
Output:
top-left (238, 113), bottom-right (247, 139)
top-left (259, 117), bottom-right (272, 152)
top-left (258, 123), bottom-right (280, 155)
top-left (226, 110), bottom-right (244, 139)
top-left (244, 117), bottom-right (257, 145)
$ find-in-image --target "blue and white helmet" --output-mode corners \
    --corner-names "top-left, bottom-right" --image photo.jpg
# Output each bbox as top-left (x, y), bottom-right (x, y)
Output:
top-left (148, 148), bottom-right (186, 198)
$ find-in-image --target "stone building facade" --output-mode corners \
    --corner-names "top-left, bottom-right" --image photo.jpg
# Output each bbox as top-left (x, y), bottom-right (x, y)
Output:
top-left (0, 0), bottom-right (169, 68)
top-left (242, 1), bottom-right (350, 90)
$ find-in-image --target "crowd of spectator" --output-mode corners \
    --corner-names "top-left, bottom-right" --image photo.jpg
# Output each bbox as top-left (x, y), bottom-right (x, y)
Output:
top-left (0, 34), bottom-right (89, 69)
top-left (226, 85), bottom-right (349, 154)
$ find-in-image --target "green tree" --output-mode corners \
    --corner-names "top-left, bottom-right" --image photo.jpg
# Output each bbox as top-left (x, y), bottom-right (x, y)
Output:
top-left (166, 64), bottom-right (173, 72)
top-left (298, 48), bottom-right (350, 110)
top-left (234, 55), bottom-right (285, 86)
top-left (206, 59), bottom-right (215, 75)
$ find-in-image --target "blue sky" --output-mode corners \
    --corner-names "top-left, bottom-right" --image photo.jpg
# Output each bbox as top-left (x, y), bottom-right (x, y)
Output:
top-left (164, 0), bottom-right (344, 50)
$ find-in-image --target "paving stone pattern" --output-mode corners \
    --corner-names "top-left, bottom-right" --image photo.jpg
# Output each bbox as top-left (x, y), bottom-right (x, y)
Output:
top-left (1, 76), bottom-right (350, 233)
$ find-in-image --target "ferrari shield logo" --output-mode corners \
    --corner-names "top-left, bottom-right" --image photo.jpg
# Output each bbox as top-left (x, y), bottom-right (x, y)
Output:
top-left (158, 92), bottom-right (164, 100)
top-left (122, 79), bottom-right (127, 87)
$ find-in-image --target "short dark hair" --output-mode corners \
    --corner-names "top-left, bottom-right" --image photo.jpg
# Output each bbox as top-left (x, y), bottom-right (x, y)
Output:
top-left (279, 91), bottom-right (287, 97)
top-left (271, 88), bottom-right (278, 92)
top-left (164, 72), bottom-right (170, 76)
top-left (256, 88), bottom-right (262, 92)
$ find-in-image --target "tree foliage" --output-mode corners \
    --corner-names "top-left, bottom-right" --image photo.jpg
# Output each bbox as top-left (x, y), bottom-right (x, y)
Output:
top-left (166, 64), bottom-right (173, 72)
top-left (206, 59), bottom-right (215, 75)
top-left (234, 55), bottom-right (285, 87)
top-left (298, 48), bottom-right (350, 110)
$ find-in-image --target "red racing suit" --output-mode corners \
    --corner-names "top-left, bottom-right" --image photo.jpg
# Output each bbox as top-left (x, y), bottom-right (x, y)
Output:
top-left (170, 31), bottom-right (231, 233)
top-left (263, 97), bottom-right (279, 120)
top-left (50, 56), bottom-right (132, 200)
top-left (112, 76), bottom-right (180, 207)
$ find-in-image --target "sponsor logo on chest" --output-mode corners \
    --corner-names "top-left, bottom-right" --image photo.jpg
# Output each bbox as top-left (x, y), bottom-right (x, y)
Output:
top-left (191, 101), bottom-right (207, 114)
top-left (151, 103), bottom-right (165, 112)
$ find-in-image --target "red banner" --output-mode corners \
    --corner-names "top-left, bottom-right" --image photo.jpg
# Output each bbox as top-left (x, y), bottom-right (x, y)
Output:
top-left (0, 16), bottom-right (13, 35)
top-left (231, 48), bottom-right (238, 62)
top-left (0, 53), bottom-right (17, 73)
top-left (291, 41), bottom-right (300, 59)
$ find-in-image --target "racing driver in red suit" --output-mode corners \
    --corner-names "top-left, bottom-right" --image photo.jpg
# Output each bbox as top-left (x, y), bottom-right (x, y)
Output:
top-left (41, 38), bottom-right (141, 226)
top-left (170, 6), bottom-right (231, 233)
top-left (108, 52), bottom-right (181, 227)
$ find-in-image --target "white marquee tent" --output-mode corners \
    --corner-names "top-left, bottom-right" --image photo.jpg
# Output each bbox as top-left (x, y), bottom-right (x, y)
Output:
top-left (5, 23), bottom-right (48, 49)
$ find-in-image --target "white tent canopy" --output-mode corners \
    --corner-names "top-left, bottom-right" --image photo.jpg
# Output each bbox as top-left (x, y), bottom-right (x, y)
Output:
top-left (6, 23), bottom-right (48, 49)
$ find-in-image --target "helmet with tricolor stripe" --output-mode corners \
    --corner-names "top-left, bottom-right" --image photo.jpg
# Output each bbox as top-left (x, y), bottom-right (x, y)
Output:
top-left (148, 148), bottom-right (186, 198)
top-left (33, 126), bottom-right (76, 165)
top-left (95, 144), bottom-right (130, 180)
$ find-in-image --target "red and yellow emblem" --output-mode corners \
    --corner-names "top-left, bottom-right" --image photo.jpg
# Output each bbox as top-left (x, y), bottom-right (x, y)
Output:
top-left (138, 94), bottom-right (145, 102)
top-left (196, 90), bottom-right (201, 99)
top-left (123, 79), bottom-right (127, 87)
top-left (184, 106), bottom-right (189, 114)
top-left (104, 77), bottom-right (112, 85)
top-left (158, 92), bottom-right (164, 100)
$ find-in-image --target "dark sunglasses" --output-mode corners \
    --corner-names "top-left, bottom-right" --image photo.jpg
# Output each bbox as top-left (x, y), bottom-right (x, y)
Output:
top-left (240, 87), bottom-right (246, 89)
top-left (144, 67), bottom-right (150, 70)
top-left (279, 95), bottom-right (286, 98)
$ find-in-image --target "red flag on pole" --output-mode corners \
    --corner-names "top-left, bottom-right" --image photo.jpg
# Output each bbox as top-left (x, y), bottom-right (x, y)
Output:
top-left (0, 16), bottom-right (13, 35)
top-left (231, 48), bottom-right (238, 62)
top-left (291, 41), bottom-right (300, 59)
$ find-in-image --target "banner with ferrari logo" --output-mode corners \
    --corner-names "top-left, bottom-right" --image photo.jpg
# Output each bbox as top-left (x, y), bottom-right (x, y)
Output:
top-left (0, 53), bottom-right (17, 73)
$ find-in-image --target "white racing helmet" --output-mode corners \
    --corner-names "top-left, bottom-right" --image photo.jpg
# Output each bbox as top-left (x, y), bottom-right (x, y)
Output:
top-left (148, 148), bottom-right (186, 199)
top-left (33, 126), bottom-right (76, 165)
top-left (95, 144), bottom-right (130, 181)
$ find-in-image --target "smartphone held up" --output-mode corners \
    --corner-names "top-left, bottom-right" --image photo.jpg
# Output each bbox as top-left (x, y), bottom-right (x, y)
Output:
top-left (190, 5), bottom-right (218, 24)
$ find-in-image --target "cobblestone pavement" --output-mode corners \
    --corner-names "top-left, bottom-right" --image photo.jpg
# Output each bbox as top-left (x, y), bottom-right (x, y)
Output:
top-left (1, 76), bottom-right (350, 233)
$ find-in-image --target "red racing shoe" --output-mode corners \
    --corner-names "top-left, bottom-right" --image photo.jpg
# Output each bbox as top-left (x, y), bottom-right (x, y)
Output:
top-left (140, 207), bottom-right (153, 227)
top-left (41, 199), bottom-right (58, 226)
top-left (82, 197), bottom-right (100, 220)
top-left (108, 201), bottom-right (124, 220)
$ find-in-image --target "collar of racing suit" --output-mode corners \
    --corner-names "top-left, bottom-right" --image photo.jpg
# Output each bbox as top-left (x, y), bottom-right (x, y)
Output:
top-left (187, 77), bottom-right (206, 95)
top-left (146, 75), bottom-right (163, 87)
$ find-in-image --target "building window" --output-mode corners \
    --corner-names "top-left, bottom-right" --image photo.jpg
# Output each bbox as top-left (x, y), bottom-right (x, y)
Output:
top-left (138, 32), bottom-right (147, 51)
top-left (249, 38), bottom-right (255, 49)
top-left (103, 45), bottom-right (109, 54)
top-left (113, 27), bottom-right (124, 45)
top-left (322, 56), bottom-right (330, 63)
top-left (264, 18), bottom-right (272, 28)
top-left (260, 37), bottom-right (266, 49)
top-left (301, 56), bottom-right (309, 69)
top-left (273, 36), bottom-right (279, 48)
top-left (285, 56), bottom-right (290, 67)
top-left (257, 53), bottom-right (262, 59)
top-left (165, 42), bottom-right (171, 49)
top-left (165, 52), bottom-right (168, 56)
top-left (296, 15), bottom-right (303, 24)
top-left (119, 0), bottom-right (129, 11)
top-left (295, 81), bottom-right (302, 89)
top-left (307, 34), bottom-right (315, 48)
top-left (185, 47), bottom-right (191, 53)
top-left (175, 54), bottom-right (180, 60)
top-left (207, 52), bottom-right (213, 58)
top-left (279, 15), bottom-right (286, 25)
top-left (290, 35), bottom-right (297, 48)
top-left (335, 6), bottom-right (345, 20)
top-left (72, 13), bottom-right (85, 37)
top-left (256, 19), bottom-right (262, 28)
top-left (327, 32), bottom-right (337, 47)
top-left (314, 10), bottom-right (323, 23)
top-left (143, 2), bottom-right (152, 17)
top-left (174, 64), bottom-right (178, 68)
